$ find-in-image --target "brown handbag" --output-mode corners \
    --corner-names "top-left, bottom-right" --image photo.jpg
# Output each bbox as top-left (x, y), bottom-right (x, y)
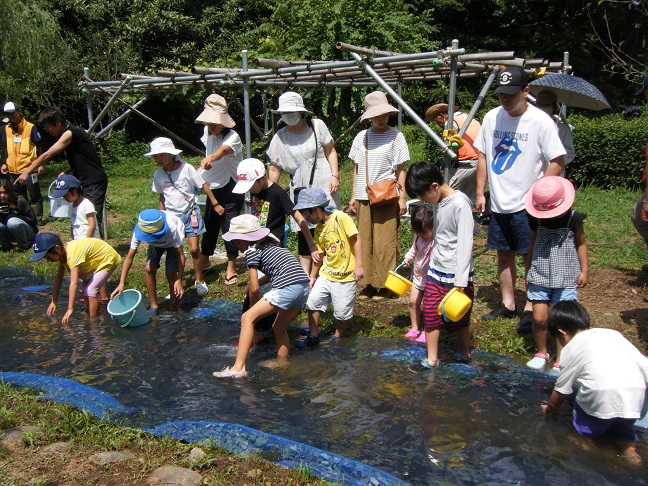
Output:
top-left (365, 131), bottom-right (400, 207)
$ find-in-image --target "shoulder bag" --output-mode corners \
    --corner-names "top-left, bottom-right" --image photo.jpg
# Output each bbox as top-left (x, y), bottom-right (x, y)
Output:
top-left (364, 130), bottom-right (400, 207)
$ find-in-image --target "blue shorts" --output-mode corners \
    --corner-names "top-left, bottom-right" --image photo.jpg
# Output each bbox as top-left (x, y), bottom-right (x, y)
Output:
top-left (263, 282), bottom-right (309, 311)
top-left (146, 246), bottom-right (181, 274)
top-left (487, 210), bottom-right (531, 253)
top-left (178, 204), bottom-right (206, 239)
top-left (573, 402), bottom-right (638, 442)
top-left (527, 284), bottom-right (578, 305)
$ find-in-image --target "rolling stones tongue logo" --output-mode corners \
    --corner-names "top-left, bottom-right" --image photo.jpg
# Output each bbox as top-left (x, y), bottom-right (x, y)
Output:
top-left (492, 138), bottom-right (521, 174)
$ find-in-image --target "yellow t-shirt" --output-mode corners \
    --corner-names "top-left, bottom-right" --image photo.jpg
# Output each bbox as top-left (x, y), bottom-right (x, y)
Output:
top-left (315, 210), bottom-right (358, 283)
top-left (64, 238), bottom-right (121, 274)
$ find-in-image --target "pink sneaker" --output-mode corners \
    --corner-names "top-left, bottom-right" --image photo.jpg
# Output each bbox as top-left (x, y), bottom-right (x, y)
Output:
top-left (404, 329), bottom-right (420, 339)
top-left (415, 331), bottom-right (426, 343)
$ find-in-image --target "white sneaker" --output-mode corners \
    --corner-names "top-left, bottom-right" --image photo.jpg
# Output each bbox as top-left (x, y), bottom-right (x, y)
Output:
top-left (212, 367), bottom-right (247, 379)
top-left (195, 281), bottom-right (208, 296)
top-left (526, 353), bottom-right (549, 370)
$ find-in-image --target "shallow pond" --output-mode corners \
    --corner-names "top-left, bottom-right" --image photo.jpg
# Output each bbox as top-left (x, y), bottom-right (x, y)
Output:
top-left (0, 267), bottom-right (645, 485)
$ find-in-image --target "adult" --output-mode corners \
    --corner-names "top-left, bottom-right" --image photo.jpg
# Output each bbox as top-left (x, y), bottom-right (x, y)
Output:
top-left (475, 66), bottom-right (566, 332)
top-left (425, 103), bottom-right (481, 204)
top-left (0, 179), bottom-right (38, 251)
top-left (17, 107), bottom-right (108, 238)
top-left (535, 90), bottom-right (575, 176)
top-left (349, 91), bottom-right (409, 302)
top-left (1, 102), bottom-right (45, 223)
top-left (267, 91), bottom-right (341, 273)
top-left (631, 74), bottom-right (648, 301)
top-left (195, 94), bottom-right (244, 285)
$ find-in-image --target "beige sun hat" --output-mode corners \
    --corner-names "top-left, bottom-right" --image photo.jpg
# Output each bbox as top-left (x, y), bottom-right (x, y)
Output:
top-left (272, 91), bottom-right (310, 114)
top-left (360, 91), bottom-right (399, 122)
top-left (195, 94), bottom-right (236, 128)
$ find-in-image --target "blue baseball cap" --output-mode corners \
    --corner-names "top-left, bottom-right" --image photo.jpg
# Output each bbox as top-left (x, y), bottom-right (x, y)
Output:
top-left (52, 175), bottom-right (81, 198)
top-left (634, 74), bottom-right (648, 97)
top-left (30, 232), bottom-right (62, 262)
top-left (293, 187), bottom-right (331, 211)
top-left (134, 209), bottom-right (168, 243)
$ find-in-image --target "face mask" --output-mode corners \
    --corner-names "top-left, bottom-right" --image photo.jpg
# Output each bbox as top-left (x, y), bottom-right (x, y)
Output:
top-left (281, 113), bottom-right (301, 126)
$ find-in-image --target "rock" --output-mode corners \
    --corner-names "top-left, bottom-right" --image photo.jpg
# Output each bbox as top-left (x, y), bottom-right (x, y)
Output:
top-left (188, 447), bottom-right (206, 462)
top-left (0, 426), bottom-right (42, 448)
top-left (41, 442), bottom-right (70, 455)
top-left (90, 451), bottom-right (136, 465)
top-left (246, 468), bottom-right (263, 478)
top-left (147, 466), bottom-right (203, 486)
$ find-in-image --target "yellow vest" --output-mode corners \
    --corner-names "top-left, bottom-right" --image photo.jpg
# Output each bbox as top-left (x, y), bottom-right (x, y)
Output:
top-left (4, 119), bottom-right (38, 174)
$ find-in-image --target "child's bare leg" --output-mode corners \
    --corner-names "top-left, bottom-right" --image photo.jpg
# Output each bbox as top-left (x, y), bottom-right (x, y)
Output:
top-left (226, 257), bottom-right (237, 280)
top-left (424, 328), bottom-right (440, 365)
top-left (86, 296), bottom-right (100, 317)
top-left (145, 265), bottom-right (158, 310)
top-left (532, 302), bottom-right (550, 356)
top-left (334, 319), bottom-right (349, 338)
top-left (166, 271), bottom-right (180, 311)
top-left (99, 284), bottom-right (109, 301)
top-left (230, 299), bottom-right (277, 373)
top-left (456, 325), bottom-right (471, 359)
top-left (409, 287), bottom-right (423, 331)
top-left (189, 236), bottom-right (204, 283)
top-left (307, 310), bottom-right (321, 337)
top-left (273, 307), bottom-right (302, 358)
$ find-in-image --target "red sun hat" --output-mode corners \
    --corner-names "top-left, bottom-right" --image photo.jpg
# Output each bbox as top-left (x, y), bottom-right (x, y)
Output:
top-left (525, 176), bottom-right (575, 219)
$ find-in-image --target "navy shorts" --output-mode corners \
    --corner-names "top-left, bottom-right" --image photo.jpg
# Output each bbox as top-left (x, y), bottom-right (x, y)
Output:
top-left (146, 246), bottom-right (181, 274)
top-left (573, 402), bottom-right (638, 442)
top-left (487, 210), bottom-right (531, 253)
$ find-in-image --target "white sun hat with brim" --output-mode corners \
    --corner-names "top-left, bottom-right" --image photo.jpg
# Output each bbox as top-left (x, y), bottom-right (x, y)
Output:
top-left (272, 91), bottom-right (310, 114)
top-left (195, 94), bottom-right (236, 128)
top-left (360, 91), bottom-right (399, 122)
top-left (222, 214), bottom-right (271, 242)
top-left (144, 137), bottom-right (182, 157)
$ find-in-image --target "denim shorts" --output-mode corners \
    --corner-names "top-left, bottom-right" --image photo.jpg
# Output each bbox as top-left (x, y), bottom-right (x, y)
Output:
top-left (527, 283), bottom-right (577, 305)
top-left (146, 246), bottom-right (180, 274)
top-left (487, 210), bottom-right (531, 253)
top-left (263, 281), bottom-right (309, 311)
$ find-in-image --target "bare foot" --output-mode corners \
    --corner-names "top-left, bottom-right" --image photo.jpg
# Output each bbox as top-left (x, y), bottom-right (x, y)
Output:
top-left (616, 440), bottom-right (644, 467)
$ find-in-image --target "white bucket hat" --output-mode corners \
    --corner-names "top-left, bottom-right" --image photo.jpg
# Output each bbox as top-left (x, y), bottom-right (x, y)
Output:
top-left (195, 94), bottom-right (236, 128)
top-left (272, 91), bottom-right (310, 114)
top-left (144, 137), bottom-right (182, 157)
top-left (360, 91), bottom-right (399, 122)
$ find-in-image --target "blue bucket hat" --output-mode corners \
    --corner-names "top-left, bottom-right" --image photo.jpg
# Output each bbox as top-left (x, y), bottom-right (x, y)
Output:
top-left (52, 174), bottom-right (81, 198)
top-left (30, 232), bottom-right (62, 262)
top-left (134, 209), bottom-right (168, 243)
top-left (293, 187), bottom-right (335, 212)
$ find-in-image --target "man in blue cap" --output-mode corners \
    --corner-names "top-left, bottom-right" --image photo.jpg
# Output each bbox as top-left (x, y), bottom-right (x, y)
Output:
top-left (110, 209), bottom-right (186, 316)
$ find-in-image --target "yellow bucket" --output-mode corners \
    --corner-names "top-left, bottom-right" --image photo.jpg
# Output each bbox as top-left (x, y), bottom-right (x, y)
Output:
top-left (384, 263), bottom-right (413, 297)
top-left (437, 287), bottom-right (472, 322)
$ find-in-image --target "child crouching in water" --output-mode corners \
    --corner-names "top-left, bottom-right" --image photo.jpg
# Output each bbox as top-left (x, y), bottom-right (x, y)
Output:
top-left (213, 214), bottom-right (310, 378)
top-left (402, 203), bottom-right (435, 343)
top-left (405, 162), bottom-right (474, 367)
top-left (524, 176), bottom-right (588, 371)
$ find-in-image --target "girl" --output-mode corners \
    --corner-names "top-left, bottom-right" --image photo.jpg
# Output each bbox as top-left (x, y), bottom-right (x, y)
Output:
top-left (29, 232), bottom-right (121, 323)
top-left (402, 203), bottom-right (435, 343)
top-left (0, 179), bottom-right (38, 251)
top-left (52, 174), bottom-right (100, 240)
top-left (146, 137), bottom-right (219, 297)
top-left (213, 214), bottom-right (310, 378)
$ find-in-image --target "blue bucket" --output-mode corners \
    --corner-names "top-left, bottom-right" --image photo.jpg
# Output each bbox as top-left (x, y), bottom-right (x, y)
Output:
top-left (107, 289), bottom-right (150, 328)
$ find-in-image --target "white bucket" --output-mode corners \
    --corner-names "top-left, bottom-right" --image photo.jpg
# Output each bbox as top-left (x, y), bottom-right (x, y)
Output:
top-left (48, 181), bottom-right (70, 218)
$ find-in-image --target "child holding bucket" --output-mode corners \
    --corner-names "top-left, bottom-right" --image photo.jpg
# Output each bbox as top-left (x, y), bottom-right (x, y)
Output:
top-left (291, 187), bottom-right (363, 347)
top-left (405, 162), bottom-right (474, 367)
top-left (402, 203), bottom-right (435, 343)
top-left (29, 232), bottom-right (121, 323)
top-left (110, 209), bottom-right (186, 316)
top-left (524, 176), bottom-right (588, 371)
top-left (213, 214), bottom-right (310, 378)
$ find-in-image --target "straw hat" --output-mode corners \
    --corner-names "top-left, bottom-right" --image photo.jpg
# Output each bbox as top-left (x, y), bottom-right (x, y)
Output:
top-left (534, 90), bottom-right (559, 114)
top-left (425, 103), bottom-right (460, 122)
top-left (195, 94), bottom-right (236, 127)
top-left (272, 91), bottom-right (310, 114)
top-left (144, 137), bottom-right (182, 157)
top-left (525, 176), bottom-right (575, 219)
top-left (222, 214), bottom-right (271, 242)
top-left (360, 91), bottom-right (399, 121)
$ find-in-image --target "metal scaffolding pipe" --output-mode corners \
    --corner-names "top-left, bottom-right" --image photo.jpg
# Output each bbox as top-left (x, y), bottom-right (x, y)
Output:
top-left (457, 52), bottom-right (516, 62)
top-left (192, 66), bottom-right (242, 75)
top-left (157, 70), bottom-right (194, 77)
top-left (335, 42), bottom-right (400, 58)
top-left (83, 67), bottom-right (94, 129)
top-left (242, 50), bottom-right (252, 159)
top-left (459, 67), bottom-right (499, 138)
top-left (87, 76), bottom-right (132, 135)
top-left (444, 40), bottom-right (460, 182)
top-left (94, 98), bottom-right (147, 139)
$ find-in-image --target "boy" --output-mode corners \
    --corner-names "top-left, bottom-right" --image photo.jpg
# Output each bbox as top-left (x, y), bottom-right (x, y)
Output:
top-left (292, 187), bottom-right (363, 347)
top-left (30, 232), bottom-right (121, 323)
top-left (110, 209), bottom-right (185, 316)
top-left (405, 161), bottom-right (474, 367)
top-left (542, 301), bottom-right (648, 467)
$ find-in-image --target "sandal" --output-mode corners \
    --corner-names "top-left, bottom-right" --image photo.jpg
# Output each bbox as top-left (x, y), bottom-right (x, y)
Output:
top-left (224, 274), bottom-right (238, 286)
top-left (526, 353), bottom-right (549, 370)
top-left (404, 329), bottom-right (420, 339)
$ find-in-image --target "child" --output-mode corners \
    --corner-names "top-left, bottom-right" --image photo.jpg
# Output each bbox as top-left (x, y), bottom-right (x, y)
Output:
top-left (402, 203), bottom-right (435, 343)
top-left (29, 232), bottom-right (121, 323)
top-left (213, 214), bottom-right (310, 378)
top-left (524, 176), bottom-right (588, 371)
top-left (542, 301), bottom-right (648, 467)
top-left (53, 174), bottom-right (100, 240)
top-left (0, 179), bottom-right (38, 251)
top-left (110, 209), bottom-right (185, 316)
top-left (405, 161), bottom-right (474, 367)
top-left (292, 187), bottom-right (363, 347)
top-left (231, 158), bottom-right (318, 256)
top-left (146, 137), bottom-right (219, 297)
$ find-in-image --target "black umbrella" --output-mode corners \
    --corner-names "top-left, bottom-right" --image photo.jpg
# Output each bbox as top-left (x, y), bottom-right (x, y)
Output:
top-left (529, 73), bottom-right (610, 111)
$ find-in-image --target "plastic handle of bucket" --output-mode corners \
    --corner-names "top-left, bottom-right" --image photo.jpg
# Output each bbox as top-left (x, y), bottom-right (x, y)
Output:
top-left (394, 262), bottom-right (413, 281)
top-left (440, 299), bottom-right (449, 323)
top-left (118, 309), bottom-right (137, 328)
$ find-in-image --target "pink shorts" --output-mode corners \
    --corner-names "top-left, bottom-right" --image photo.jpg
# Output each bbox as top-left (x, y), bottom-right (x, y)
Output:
top-left (79, 267), bottom-right (117, 298)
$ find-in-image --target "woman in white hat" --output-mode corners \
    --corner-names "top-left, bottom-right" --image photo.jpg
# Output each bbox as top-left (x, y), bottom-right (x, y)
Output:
top-left (266, 91), bottom-right (342, 274)
top-left (195, 94), bottom-right (244, 285)
top-left (348, 91), bottom-right (410, 302)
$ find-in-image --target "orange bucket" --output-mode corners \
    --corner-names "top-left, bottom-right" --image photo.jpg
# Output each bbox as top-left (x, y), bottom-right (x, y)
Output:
top-left (384, 263), bottom-right (413, 296)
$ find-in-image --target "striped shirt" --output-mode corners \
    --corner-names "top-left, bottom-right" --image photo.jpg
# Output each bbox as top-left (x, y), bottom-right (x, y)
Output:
top-left (245, 244), bottom-right (309, 289)
top-left (349, 127), bottom-right (410, 200)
